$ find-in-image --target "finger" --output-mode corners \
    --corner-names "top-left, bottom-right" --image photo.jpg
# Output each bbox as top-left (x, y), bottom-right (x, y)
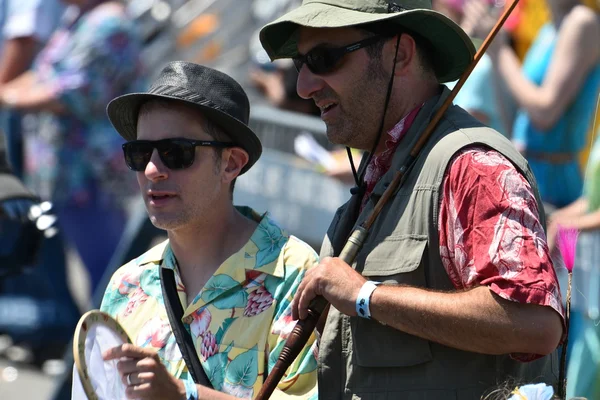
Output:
top-left (292, 269), bottom-right (314, 320)
top-left (117, 359), bottom-right (140, 374)
top-left (121, 371), bottom-right (156, 386)
top-left (137, 371), bottom-right (155, 381)
top-left (103, 343), bottom-right (156, 361)
top-left (291, 284), bottom-right (302, 321)
top-left (126, 382), bottom-right (152, 399)
top-left (118, 356), bottom-right (160, 376)
top-left (297, 278), bottom-right (319, 320)
top-left (122, 371), bottom-right (136, 387)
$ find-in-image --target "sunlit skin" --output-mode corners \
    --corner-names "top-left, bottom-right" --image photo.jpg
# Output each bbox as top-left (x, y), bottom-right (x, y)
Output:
top-left (295, 26), bottom-right (438, 155)
top-left (136, 105), bottom-right (225, 234)
top-left (135, 101), bottom-right (255, 299)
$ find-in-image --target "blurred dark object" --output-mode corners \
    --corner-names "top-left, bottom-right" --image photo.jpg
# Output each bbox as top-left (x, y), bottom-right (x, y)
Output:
top-left (0, 198), bottom-right (44, 278)
top-left (0, 135), bottom-right (57, 278)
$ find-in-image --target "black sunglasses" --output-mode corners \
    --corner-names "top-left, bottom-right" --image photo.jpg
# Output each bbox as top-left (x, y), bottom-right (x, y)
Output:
top-left (292, 35), bottom-right (386, 75)
top-left (122, 138), bottom-right (234, 171)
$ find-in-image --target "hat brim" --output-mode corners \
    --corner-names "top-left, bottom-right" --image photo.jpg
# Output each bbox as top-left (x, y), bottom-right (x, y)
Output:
top-left (0, 172), bottom-right (36, 202)
top-left (106, 91), bottom-right (262, 174)
top-left (259, 3), bottom-right (475, 83)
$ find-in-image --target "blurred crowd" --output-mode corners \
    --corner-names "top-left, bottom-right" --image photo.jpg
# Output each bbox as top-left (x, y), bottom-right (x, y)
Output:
top-left (0, 0), bottom-right (598, 399)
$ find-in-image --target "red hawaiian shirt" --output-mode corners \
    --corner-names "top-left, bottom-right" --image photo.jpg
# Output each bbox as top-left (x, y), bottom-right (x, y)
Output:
top-left (362, 118), bottom-right (565, 361)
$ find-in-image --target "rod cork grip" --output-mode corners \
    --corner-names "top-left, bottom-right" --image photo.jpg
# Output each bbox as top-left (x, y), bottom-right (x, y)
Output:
top-left (339, 227), bottom-right (368, 264)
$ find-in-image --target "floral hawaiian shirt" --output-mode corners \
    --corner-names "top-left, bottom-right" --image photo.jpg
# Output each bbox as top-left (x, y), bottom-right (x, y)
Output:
top-left (100, 207), bottom-right (319, 399)
top-left (23, 3), bottom-right (145, 207)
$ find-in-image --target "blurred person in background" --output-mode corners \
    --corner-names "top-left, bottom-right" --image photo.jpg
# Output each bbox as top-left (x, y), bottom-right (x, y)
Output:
top-left (0, 0), bottom-right (145, 301)
top-left (546, 122), bottom-right (600, 399)
top-left (484, 0), bottom-right (600, 209)
top-left (0, 0), bottom-right (64, 178)
top-left (0, 0), bottom-right (81, 366)
top-left (250, 60), bottom-right (320, 116)
top-left (434, 0), bottom-right (512, 135)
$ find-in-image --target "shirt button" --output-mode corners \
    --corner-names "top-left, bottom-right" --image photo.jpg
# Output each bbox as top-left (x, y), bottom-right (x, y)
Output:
top-left (182, 315), bottom-right (193, 325)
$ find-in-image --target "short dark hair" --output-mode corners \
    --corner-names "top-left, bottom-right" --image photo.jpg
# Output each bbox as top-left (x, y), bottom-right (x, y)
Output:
top-left (138, 99), bottom-right (237, 197)
top-left (357, 22), bottom-right (437, 81)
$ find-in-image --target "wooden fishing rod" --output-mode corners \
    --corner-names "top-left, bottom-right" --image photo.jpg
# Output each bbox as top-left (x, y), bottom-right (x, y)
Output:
top-left (255, 2), bottom-right (520, 398)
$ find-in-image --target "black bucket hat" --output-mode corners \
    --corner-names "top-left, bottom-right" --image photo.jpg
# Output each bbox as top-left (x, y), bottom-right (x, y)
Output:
top-left (107, 62), bottom-right (262, 174)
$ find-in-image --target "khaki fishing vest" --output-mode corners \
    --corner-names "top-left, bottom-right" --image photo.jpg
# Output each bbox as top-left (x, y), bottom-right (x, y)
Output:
top-left (317, 88), bottom-right (558, 400)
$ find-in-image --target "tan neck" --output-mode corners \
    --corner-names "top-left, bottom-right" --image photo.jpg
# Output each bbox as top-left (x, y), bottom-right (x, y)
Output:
top-left (169, 207), bottom-right (258, 305)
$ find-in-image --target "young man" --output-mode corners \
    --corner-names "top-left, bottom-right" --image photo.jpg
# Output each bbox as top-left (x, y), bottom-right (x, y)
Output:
top-left (99, 62), bottom-right (318, 400)
top-left (259, 1), bottom-right (565, 399)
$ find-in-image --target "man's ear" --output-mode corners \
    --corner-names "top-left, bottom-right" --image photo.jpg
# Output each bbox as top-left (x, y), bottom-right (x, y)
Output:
top-left (221, 147), bottom-right (249, 183)
top-left (384, 34), bottom-right (417, 77)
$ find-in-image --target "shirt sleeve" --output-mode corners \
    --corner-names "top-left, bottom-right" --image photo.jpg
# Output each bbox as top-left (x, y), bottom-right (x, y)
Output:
top-left (40, 6), bottom-right (142, 120)
top-left (438, 147), bottom-right (565, 361)
top-left (266, 237), bottom-right (319, 399)
top-left (4, 0), bottom-right (49, 40)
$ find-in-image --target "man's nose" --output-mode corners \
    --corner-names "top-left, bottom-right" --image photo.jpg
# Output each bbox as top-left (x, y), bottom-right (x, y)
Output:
top-left (296, 64), bottom-right (325, 100)
top-left (144, 150), bottom-right (168, 181)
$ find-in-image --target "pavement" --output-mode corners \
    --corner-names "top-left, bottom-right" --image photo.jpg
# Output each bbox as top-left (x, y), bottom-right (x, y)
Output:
top-left (0, 249), bottom-right (90, 400)
top-left (0, 360), bottom-right (58, 400)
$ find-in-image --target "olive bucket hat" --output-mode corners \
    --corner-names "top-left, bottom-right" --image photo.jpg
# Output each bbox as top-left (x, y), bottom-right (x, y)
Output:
top-left (259, 0), bottom-right (476, 83)
top-left (107, 62), bottom-right (262, 174)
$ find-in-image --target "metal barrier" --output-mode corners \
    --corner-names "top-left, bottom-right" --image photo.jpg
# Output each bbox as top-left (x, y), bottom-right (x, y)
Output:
top-left (249, 104), bottom-right (333, 153)
top-left (242, 105), bottom-right (350, 249)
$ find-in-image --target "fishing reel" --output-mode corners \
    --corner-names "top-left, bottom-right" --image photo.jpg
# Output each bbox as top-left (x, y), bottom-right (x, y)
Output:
top-left (0, 198), bottom-right (58, 278)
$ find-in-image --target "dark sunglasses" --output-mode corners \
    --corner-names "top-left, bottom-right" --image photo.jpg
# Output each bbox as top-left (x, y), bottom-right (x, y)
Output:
top-left (122, 138), bottom-right (234, 171)
top-left (292, 35), bottom-right (386, 75)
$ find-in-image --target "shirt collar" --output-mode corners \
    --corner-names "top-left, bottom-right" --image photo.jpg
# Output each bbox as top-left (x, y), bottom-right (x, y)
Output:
top-left (135, 206), bottom-right (288, 280)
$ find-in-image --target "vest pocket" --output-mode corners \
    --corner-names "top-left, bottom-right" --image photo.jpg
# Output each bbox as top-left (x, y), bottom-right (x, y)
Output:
top-left (351, 237), bottom-right (433, 367)
top-left (360, 234), bottom-right (428, 276)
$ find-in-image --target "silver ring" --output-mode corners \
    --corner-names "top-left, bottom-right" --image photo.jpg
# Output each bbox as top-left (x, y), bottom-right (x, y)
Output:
top-left (126, 373), bottom-right (133, 386)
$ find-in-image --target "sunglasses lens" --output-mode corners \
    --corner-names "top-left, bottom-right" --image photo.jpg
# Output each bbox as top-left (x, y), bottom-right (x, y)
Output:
top-left (123, 142), bottom-right (153, 171)
top-left (307, 48), bottom-right (341, 75)
top-left (123, 139), bottom-right (199, 171)
top-left (158, 140), bottom-right (195, 170)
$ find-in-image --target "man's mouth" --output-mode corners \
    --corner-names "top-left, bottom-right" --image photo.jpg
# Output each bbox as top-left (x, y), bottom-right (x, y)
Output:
top-left (147, 191), bottom-right (177, 202)
top-left (318, 102), bottom-right (337, 116)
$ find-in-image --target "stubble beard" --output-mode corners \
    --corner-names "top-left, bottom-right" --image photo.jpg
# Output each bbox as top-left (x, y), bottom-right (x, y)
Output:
top-left (326, 70), bottom-right (388, 150)
top-left (147, 205), bottom-right (192, 232)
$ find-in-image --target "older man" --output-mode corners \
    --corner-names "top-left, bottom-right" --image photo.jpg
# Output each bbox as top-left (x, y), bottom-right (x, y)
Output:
top-left (260, 1), bottom-right (564, 399)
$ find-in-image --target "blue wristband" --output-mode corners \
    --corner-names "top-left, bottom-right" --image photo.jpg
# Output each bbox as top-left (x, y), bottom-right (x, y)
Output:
top-left (356, 281), bottom-right (381, 319)
top-left (184, 379), bottom-right (198, 400)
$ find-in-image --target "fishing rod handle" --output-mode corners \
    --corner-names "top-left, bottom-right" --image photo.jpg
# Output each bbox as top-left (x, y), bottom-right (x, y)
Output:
top-left (255, 227), bottom-right (369, 399)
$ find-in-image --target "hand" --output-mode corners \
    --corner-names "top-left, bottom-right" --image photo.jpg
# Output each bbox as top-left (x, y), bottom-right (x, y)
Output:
top-left (292, 256), bottom-right (367, 320)
top-left (0, 88), bottom-right (18, 107)
top-left (103, 344), bottom-right (186, 400)
top-left (461, 0), bottom-right (494, 37)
